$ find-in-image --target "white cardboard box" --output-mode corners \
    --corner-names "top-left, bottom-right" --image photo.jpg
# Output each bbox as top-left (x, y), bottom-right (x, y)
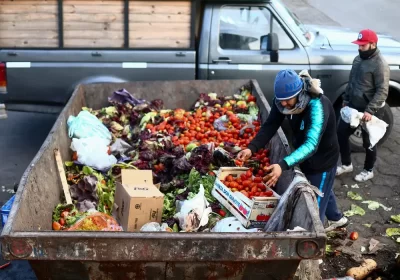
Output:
top-left (212, 167), bottom-right (280, 228)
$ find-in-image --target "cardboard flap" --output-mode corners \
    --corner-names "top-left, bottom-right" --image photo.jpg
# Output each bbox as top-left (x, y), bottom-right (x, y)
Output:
top-left (123, 183), bottom-right (164, 198)
top-left (122, 169), bottom-right (153, 185)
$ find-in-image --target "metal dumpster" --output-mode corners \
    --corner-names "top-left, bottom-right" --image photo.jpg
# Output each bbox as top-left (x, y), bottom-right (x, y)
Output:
top-left (1, 79), bottom-right (326, 280)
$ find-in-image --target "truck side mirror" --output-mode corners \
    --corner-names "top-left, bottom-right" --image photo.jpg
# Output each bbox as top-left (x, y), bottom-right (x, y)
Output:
top-left (261, 33), bottom-right (279, 62)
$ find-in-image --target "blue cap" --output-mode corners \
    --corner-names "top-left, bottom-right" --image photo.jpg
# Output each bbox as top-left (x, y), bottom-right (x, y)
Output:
top-left (274, 70), bottom-right (303, 100)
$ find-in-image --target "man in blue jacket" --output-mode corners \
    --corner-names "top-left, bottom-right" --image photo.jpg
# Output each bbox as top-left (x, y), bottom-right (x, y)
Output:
top-left (237, 69), bottom-right (347, 230)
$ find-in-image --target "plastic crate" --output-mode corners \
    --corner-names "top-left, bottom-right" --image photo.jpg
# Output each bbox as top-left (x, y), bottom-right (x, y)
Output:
top-left (1, 195), bottom-right (16, 227)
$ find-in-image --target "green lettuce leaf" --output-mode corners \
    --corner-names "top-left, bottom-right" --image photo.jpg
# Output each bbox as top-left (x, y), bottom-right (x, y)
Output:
top-left (344, 204), bottom-right (365, 217)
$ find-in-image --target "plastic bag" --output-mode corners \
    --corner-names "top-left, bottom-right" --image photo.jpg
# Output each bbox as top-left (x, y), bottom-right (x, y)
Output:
top-left (263, 170), bottom-right (322, 232)
top-left (68, 110), bottom-right (112, 141)
top-left (71, 137), bottom-right (117, 171)
top-left (174, 184), bottom-right (212, 232)
top-left (111, 139), bottom-right (132, 156)
top-left (67, 212), bottom-right (123, 231)
top-left (213, 115), bottom-right (228, 131)
top-left (211, 217), bottom-right (259, 233)
top-left (341, 106), bottom-right (388, 149)
top-left (140, 222), bottom-right (173, 232)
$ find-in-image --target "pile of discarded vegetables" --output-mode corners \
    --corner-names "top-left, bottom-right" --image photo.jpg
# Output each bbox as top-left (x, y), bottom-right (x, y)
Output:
top-left (52, 87), bottom-right (272, 232)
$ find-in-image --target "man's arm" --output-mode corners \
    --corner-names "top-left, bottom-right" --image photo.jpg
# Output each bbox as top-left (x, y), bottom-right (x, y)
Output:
top-left (278, 98), bottom-right (328, 171)
top-left (343, 58), bottom-right (357, 106)
top-left (248, 101), bottom-right (285, 154)
top-left (365, 60), bottom-right (390, 115)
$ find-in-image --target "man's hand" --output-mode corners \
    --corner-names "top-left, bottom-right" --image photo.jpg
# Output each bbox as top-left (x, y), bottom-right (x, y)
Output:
top-left (263, 164), bottom-right (282, 188)
top-left (236, 148), bottom-right (252, 161)
top-left (363, 112), bottom-right (372, 122)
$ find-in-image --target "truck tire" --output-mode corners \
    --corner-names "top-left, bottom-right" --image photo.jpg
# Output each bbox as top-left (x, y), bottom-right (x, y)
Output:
top-left (349, 104), bottom-right (393, 152)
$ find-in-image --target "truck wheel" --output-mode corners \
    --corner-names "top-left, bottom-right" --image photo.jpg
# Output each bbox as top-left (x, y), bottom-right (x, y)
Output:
top-left (349, 104), bottom-right (393, 152)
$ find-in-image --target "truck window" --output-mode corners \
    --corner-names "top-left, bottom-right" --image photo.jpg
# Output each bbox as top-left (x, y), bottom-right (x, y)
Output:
top-left (219, 6), bottom-right (271, 50)
top-left (218, 5), bottom-right (294, 51)
top-left (272, 18), bottom-right (295, 49)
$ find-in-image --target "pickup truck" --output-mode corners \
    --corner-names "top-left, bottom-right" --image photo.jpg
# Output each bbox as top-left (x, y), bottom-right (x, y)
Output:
top-left (0, 0), bottom-right (399, 151)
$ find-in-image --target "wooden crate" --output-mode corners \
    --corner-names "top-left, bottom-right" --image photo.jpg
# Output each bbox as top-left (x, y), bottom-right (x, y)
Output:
top-left (0, 0), bottom-right (58, 48)
top-left (63, 0), bottom-right (124, 48)
top-left (129, 0), bottom-right (191, 48)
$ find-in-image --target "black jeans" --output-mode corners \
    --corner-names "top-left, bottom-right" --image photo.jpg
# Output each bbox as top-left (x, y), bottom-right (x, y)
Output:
top-left (337, 106), bottom-right (384, 171)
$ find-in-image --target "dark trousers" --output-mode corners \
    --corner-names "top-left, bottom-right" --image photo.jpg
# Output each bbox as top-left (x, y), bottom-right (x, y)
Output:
top-left (337, 107), bottom-right (384, 171)
top-left (305, 166), bottom-right (342, 223)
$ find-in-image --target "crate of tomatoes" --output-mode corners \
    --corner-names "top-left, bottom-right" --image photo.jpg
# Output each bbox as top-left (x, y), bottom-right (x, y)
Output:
top-left (212, 167), bottom-right (280, 228)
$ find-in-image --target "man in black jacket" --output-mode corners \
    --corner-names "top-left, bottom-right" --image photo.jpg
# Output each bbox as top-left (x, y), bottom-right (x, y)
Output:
top-left (237, 69), bottom-right (347, 230)
top-left (336, 29), bottom-right (390, 182)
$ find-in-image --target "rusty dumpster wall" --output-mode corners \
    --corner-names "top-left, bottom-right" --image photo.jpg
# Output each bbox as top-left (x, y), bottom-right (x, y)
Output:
top-left (29, 259), bottom-right (302, 280)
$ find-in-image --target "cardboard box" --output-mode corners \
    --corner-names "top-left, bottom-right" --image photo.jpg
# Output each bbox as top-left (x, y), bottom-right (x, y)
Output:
top-left (114, 169), bottom-right (164, 232)
top-left (211, 167), bottom-right (280, 228)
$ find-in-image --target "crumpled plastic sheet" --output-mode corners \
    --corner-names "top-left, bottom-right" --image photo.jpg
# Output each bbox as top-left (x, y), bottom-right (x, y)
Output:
top-left (263, 170), bottom-right (322, 232)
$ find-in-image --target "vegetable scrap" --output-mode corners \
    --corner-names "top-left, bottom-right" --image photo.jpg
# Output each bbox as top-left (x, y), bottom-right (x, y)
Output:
top-left (347, 191), bottom-right (363, 201)
top-left (346, 259), bottom-right (377, 280)
top-left (344, 204), bottom-right (366, 217)
top-left (53, 87), bottom-right (271, 232)
top-left (391, 214), bottom-right (400, 223)
top-left (386, 228), bottom-right (400, 237)
top-left (361, 200), bottom-right (392, 211)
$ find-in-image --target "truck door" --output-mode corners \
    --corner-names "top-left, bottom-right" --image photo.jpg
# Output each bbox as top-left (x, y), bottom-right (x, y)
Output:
top-left (207, 3), bottom-right (309, 103)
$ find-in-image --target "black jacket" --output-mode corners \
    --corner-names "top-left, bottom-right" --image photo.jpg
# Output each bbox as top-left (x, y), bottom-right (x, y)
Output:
top-left (343, 48), bottom-right (390, 114)
top-left (248, 95), bottom-right (339, 174)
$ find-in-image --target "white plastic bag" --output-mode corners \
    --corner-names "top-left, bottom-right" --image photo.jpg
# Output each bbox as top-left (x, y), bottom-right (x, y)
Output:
top-left (211, 217), bottom-right (259, 233)
top-left (174, 184), bottom-right (212, 232)
top-left (71, 137), bottom-right (117, 171)
top-left (68, 110), bottom-right (112, 142)
top-left (340, 106), bottom-right (388, 149)
top-left (140, 222), bottom-right (171, 232)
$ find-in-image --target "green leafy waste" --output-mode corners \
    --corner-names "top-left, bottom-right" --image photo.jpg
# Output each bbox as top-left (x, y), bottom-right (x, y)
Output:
top-left (347, 191), bottom-right (363, 201)
top-left (386, 228), bottom-right (400, 237)
top-left (362, 200), bottom-right (392, 211)
top-left (391, 214), bottom-right (400, 223)
top-left (162, 168), bottom-right (216, 221)
top-left (344, 204), bottom-right (365, 217)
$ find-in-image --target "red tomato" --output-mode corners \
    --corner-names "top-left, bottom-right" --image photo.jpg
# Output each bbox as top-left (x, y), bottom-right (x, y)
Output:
top-left (226, 175), bottom-right (234, 182)
top-left (254, 177), bottom-right (262, 183)
top-left (257, 183), bottom-right (265, 189)
top-left (246, 170), bottom-right (252, 178)
top-left (251, 186), bottom-right (258, 193)
top-left (265, 190), bottom-right (273, 197)
top-left (243, 180), bottom-right (252, 188)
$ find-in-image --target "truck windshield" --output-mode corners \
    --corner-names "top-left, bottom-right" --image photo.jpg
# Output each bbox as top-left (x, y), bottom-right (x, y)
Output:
top-left (272, 0), bottom-right (311, 44)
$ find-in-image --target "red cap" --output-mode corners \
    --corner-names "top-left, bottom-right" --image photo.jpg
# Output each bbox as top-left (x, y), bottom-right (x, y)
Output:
top-left (352, 29), bottom-right (378, 45)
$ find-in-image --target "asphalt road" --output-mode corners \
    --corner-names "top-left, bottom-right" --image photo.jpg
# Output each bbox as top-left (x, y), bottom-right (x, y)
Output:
top-left (0, 111), bottom-right (58, 280)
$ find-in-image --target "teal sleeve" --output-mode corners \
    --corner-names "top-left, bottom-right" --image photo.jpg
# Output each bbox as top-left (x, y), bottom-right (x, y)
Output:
top-left (280, 98), bottom-right (326, 169)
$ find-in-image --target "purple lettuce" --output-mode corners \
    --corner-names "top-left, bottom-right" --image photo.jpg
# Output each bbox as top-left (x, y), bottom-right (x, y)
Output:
top-left (108, 89), bottom-right (146, 106)
top-left (69, 175), bottom-right (98, 208)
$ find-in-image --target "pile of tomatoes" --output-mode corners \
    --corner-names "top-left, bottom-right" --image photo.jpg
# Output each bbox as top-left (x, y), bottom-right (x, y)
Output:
top-left (221, 169), bottom-right (274, 199)
top-left (242, 148), bottom-right (271, 177)
top-left (145, 96), bottom-right (262, 150)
